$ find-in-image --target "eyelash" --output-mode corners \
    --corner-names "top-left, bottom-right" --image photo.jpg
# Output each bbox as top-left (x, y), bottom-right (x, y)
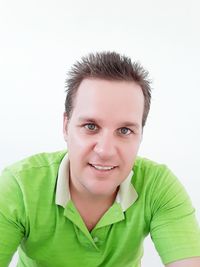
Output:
top-left (83, 123), bottom-right (134, 136)
top-left (84, 123), bottom-right (98, 131)
top-left (118, 127), bottom-right (133, 135)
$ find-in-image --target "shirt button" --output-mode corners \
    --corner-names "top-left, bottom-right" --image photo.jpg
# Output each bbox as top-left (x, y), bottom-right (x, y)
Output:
top-left (93, 237), bottom-right (98, 243)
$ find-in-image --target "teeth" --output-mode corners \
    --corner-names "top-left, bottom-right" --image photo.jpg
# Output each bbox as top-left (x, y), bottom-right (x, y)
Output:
top-left (92, 165), bottom-right (114, 170)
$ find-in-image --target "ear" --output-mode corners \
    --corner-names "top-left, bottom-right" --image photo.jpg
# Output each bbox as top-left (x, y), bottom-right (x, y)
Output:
top-left (63, 112), bottom-right (68, 142)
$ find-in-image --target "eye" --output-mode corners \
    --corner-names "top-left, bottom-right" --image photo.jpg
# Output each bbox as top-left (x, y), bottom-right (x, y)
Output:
top-left (84, 123), bottom-right (98, 131)
top-left (118, 127), bottom-right (132, 135)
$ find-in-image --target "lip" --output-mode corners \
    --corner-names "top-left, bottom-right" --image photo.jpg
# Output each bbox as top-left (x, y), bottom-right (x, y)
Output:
top-left (88, 163), bottom-right (117, 173)
top-left (89, 163), bottom-right (117, 167)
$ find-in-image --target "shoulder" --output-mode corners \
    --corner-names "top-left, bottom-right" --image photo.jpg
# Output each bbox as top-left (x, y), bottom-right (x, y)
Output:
top-left (134, 156), bottom-right (170, 173)
top-left (0, 150), bottom-right (67, 192)
top-left (0, 150), bottom-right (67, 216)
top-left (133, 157), bottom-right (194, 216)
top-left (132, 157), bottom-right (190, 207)
top-left (4, 150), bottom-right (67, 174)
top-left (2, 150), bottom-right (66, 177)
top-left (132, 156), bottom-right (176, 189)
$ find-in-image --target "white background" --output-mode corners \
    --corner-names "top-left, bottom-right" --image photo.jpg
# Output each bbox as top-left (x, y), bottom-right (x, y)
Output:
top-left (0, 0), bottom-right (200, 266)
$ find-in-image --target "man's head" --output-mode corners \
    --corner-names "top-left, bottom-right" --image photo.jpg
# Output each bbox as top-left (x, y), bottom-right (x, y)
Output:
top-left (65, 51), bottom-right (151, 127)
top-left (63, 52), bottom-right (152, 198)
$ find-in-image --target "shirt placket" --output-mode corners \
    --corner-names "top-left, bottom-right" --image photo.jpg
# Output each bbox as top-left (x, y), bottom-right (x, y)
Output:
top-left (64, 201), bottom-right (125, 250)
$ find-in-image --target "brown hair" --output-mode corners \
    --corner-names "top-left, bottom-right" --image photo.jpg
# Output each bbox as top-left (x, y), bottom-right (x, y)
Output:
top-left (65, 51), bottom-right (152, 127)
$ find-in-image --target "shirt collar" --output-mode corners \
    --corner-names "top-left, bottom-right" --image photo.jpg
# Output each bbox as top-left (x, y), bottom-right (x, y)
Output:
top-left (55, 153), bottom-right (138, 211)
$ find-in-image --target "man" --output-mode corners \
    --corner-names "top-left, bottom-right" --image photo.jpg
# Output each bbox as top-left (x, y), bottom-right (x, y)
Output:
top-left (0, 52), bottom-right (200, 267)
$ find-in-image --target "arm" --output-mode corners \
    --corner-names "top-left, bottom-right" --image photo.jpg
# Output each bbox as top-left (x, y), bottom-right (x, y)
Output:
top-left (149, 166), bottom-right (200, 265)
top-left (166, 257), bottom-right (200, 267)
top-left (0, 168), bottom-right (25, 266)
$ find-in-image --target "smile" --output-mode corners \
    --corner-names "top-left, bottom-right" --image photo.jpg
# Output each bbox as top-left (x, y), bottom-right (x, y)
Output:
top-left (89, 164), bottom-right (116, 171)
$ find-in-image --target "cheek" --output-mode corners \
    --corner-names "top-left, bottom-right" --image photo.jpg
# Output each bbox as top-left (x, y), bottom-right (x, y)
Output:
top-left (67, 131), bottom-right (92, 155)
top-left (121, 143), bottom-right (139, 164)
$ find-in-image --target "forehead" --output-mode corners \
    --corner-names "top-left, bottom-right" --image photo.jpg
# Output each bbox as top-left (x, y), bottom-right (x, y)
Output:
top-left (71, 78), bottom-right (144, 124)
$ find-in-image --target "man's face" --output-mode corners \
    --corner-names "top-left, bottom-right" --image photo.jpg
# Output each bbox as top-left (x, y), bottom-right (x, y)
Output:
top-left (63, 78), bottom-right (144, 198)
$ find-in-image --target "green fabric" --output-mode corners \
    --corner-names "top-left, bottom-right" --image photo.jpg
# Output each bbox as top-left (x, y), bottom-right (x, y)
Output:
top-left (0, 151), bottom-right (200, 267)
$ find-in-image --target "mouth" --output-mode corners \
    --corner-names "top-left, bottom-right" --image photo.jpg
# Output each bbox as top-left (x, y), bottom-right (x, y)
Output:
top-left (89, 163), bottom-right (117, 171)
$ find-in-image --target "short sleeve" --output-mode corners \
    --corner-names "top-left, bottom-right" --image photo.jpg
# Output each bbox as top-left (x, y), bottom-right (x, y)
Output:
top-left (0, 168), bottom-right (25, 266)
top-left (149, 167), bottom-right (200, 264)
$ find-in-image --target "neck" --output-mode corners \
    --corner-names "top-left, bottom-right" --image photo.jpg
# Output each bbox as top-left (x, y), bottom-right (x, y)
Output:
top-left (69, 174), bottom-right (119, 201)
top-left (70, 181), bottom-right (118, 206)
top-left (70, 184), bottom-right (118, 231)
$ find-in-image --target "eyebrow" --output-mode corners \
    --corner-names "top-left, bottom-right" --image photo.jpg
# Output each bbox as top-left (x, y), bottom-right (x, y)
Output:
top-left (78, 116), bottom-right (141, 129)
top-left (119, 122), bottom-right (140, 129)
top-left (78, 117), bottom-right (98, 123)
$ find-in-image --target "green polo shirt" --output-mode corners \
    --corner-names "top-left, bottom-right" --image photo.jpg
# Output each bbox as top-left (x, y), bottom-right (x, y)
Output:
top-left (0, 151), bottom-right (200, 267)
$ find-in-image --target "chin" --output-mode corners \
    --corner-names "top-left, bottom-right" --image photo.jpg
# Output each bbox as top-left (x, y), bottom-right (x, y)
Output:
top-left (86, 183), bottom-right (118, 198)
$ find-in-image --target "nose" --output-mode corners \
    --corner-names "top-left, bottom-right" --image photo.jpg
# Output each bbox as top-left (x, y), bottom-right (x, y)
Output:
top-left (93, 131), bottom-right (116, 160)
